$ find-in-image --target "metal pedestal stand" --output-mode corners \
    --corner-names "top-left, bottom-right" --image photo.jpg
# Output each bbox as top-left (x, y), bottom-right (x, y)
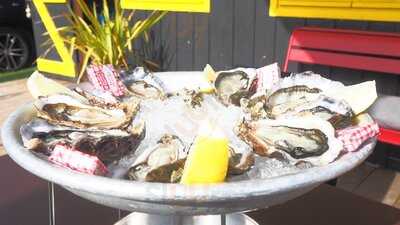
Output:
top-left (114, 212), bottom-right (259, 225)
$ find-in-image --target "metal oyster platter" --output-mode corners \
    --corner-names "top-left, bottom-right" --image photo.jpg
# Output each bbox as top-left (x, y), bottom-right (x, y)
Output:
top-left (1, 71), bottom-right (377, 225)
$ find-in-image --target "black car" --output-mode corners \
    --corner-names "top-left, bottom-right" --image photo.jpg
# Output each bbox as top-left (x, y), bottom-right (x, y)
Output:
top-left (0, 0), bottom-right (35, 72)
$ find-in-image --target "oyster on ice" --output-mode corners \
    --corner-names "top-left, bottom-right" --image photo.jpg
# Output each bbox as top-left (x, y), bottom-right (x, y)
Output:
top-left (237, 117), bottom-right (343, 166)
top-left (266, 72), bottom-right (345, 116)
top-left (274, 95), bottom-right (355, 129)
top-left (20, 118), bottom-right (145, 164)
top-left (121, 69), bottom-right (166, 99)
top-left (240, 95), bottom-right (268, 120)
top-left (74, 87), bottom-right (119, 107)
top-left (266, 85), bottom-right (322, 118)
top-left (34, 93), bottom-right (139, 130)
top-left (272, 71), bottom-right (344, 92)
top-left (214, 69), bottom-right (256, 106)
top-left (126, 80), bottom-right (165, 99)
top-left (266, 72), bottom-right (354, 128)
top-left (127, 135), bottom-right (188, 183)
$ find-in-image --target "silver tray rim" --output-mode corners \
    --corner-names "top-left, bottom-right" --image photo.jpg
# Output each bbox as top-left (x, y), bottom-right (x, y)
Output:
top-left (2, 102), bottom-right (376, 204)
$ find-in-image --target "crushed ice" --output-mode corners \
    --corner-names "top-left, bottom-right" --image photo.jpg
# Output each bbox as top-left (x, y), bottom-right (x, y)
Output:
top-left (109, 94), bottom-right (307, 180)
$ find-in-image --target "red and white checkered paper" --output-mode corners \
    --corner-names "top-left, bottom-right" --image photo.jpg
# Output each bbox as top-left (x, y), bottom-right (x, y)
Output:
top-left (86, 64), bottom-right (125, 97)
top-left (336, 122), bottom-right (380, 152)
top-left (49, 144), bottom-right (108, 176)
top-left (255, 62), bottom-right (281, 94)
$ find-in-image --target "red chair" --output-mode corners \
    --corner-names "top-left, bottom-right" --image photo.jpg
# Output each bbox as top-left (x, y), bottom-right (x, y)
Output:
top-left (283, 27), bottom-right (400, 146)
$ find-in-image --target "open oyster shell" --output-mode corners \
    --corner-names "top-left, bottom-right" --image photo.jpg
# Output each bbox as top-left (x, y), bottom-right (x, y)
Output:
top-left (266, 72), bottom-right (344, 112)
top-left (266, 72), bottom-right (354, 128)
top-left (127, 134), bottom-right (188, 183)
top-left (237, 116), bottom-right (343, 166)
top-left (34, 93), bottom-right (139, 130)
top-left (267, 85), bottom-right (322, 117)
top-left (214, 69), bottom-right (257, 106)
top-left (240, 95), bottom-right (268, 120)
top-left (20, 118), bottom-right (145, 164)
top-left (74, 87), bottom-right (119, 107)
top-left (275, 95), bottom-right (355, 129)
top-left (126, 80), bottom-right (165, 99)
top-left (270, 71), bottom-right (344, 94)
top-left (121, 68), bottom-right (166, 100)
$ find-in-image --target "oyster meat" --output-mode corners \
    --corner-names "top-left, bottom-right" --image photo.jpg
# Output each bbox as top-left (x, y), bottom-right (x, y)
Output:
top-left (20, 118), bottom-right (145, 164)
top-left (34, 93), bottom-right (138, 129)
top-left (121, 69), bottom-right (166, 99)
top-left (274, 95), bottom-right (355, 129)
top-left (214, 69), bottom-right (256, 106)
top-left (74, 87), bottom-right (119, 107)
top-left (266, 85), bottom-right (322, 118)
top-left (240, 95), bottom-right (268, 120)
top-left (237, 117), bottom-right (343, 166)
top-left (127, 134), bottom-right (188, 183)
top-left (126, 80), bottom-right (165, 99)
top-left (266, 72), bottom-right (345, 115)
top-left (266, 72), bottom-right (354, 129)
top-left (272, 71), bottom-right (344, 93)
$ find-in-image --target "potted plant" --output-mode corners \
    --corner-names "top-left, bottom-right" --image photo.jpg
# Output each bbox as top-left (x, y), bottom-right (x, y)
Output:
top-left (45, 0), bottom-right (167, 83)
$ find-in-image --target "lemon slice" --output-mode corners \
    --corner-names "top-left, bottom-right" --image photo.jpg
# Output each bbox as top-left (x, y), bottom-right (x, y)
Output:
top-left (27, 71), bottom-right (84, 100)
top-left (203, 64), bottom-right (217, 83)
top-left (201, 64), bottom-right (217, 93)
top-left (325, 81), bottom-right (377, 115)
top-left (181, 122), bottom-right (229, 185)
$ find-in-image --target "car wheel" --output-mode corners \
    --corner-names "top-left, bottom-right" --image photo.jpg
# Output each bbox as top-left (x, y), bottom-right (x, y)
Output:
top-left (0, 27), bottom-right (32, 72)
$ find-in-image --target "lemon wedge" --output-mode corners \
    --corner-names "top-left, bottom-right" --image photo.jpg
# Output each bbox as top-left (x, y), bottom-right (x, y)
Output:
top-left (200, 64), bottom-right (217, 93)
top-left (203, 64), bottom-right (217, 83)
top-left (325, 80), bottom-right (377, 115)
top-left (181, 122), bottom-right (229, 185)
top-left (27, 71), bottom-right (84, 100)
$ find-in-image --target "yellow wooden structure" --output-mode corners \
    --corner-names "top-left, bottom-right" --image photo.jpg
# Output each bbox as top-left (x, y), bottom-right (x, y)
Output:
top-left (270, 0), bottom-right (400, 22)
top-left (33, 0), bottom-right (76, 78)
top-left (32, 0), bottom-right (209, 79)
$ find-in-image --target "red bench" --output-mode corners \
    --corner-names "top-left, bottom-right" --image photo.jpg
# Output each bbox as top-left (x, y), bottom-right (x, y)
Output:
top-left (283, 27), bottom-right (400, 146)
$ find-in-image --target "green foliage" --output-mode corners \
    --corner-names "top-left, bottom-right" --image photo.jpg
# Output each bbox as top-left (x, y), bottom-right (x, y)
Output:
top-left (0, 67), bottom-right (36, 83)
top-left (46, 0), bottom-right (167, 82)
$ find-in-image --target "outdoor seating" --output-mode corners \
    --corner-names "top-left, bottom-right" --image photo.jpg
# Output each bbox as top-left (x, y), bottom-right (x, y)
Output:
top-left (283, 26), bottom-right (400, 146)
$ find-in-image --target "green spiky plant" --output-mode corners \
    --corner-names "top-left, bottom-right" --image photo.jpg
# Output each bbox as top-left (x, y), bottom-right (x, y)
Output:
top-left (44, 0), bottom-right (167, 83)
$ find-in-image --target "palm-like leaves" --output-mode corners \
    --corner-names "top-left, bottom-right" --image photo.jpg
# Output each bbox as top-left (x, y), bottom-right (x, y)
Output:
top-left (55, 0), bottom-right (167, 82)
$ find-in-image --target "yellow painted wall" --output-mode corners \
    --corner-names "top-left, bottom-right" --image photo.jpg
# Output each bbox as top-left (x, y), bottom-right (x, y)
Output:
top-left (270, 0), bottom-right (400, 22)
